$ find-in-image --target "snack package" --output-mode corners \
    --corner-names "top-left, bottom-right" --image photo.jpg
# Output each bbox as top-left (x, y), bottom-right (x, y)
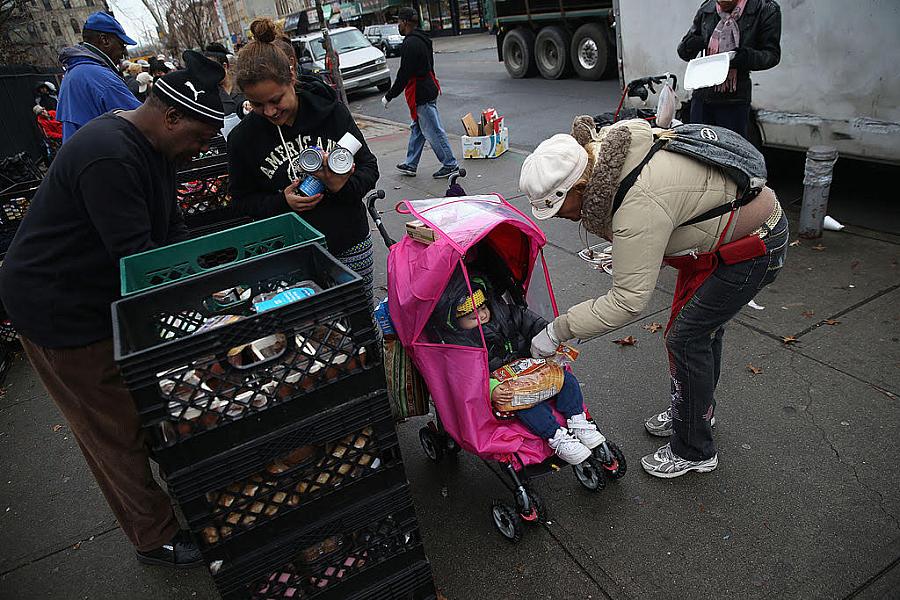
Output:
top-left (491, 358), bottom-right (564, 412)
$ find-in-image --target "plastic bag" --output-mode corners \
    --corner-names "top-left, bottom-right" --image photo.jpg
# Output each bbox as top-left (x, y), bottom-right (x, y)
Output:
top-left (655, 82), bottom-right (677, 129)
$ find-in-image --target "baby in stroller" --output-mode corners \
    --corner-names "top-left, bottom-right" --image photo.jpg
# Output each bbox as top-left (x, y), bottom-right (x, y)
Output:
top-left (430, 269), bottom-right (604, 465)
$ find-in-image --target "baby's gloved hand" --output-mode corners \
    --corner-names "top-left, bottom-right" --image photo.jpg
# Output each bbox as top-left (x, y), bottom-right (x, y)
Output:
top-left (530, 322), bottom-right (560, 358)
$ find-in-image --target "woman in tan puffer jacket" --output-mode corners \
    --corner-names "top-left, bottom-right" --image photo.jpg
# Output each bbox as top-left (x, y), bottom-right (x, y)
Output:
top-left (520, 117), bottom-right (788, 478)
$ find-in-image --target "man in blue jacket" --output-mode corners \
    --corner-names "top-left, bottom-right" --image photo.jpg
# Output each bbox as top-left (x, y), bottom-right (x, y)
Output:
top-left (57, 12), bottom-right (142, 141)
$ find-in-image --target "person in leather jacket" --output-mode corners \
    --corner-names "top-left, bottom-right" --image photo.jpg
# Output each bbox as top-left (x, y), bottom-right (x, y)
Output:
top-left (678, 0), bottom-right (782, 138)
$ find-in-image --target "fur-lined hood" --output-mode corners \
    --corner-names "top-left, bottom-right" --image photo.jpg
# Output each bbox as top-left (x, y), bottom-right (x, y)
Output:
top-left (569, 116), bottom-right (655, 240)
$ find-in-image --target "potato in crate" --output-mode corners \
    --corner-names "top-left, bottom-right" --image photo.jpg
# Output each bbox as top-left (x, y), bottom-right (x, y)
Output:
top-left (165, 391), bottom-right (406, 559)
top-left (210, 484), bottom-right (433, 600)
top-left (112, 243), bottom-right (381, 461)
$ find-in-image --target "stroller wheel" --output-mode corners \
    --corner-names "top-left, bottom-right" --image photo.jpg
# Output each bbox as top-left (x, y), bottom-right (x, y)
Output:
top-left (597, 441), bottom-right (627, 480)
top-left (490, 501), bottom-right (523, 542)
top-left (519, 488), bottom-right (547, 524)
top-left (573, 457), bottom-right (607, 492)
top-left (419, 426), bottom-right (444, 462)
top-left (445, 434), bottom-right (462, 455)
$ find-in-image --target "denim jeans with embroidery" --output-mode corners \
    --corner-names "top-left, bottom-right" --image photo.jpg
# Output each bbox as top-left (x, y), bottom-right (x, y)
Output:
top-left (667, 213), bottom-right (789, 461)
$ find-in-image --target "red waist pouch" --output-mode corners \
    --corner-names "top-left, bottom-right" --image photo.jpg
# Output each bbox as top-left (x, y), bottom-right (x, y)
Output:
top-left (717, 234), bottom-right (767, 265)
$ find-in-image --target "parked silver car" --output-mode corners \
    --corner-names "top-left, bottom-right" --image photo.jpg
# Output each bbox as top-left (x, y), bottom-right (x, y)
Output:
top-left (364, 24), bottom-right (403, 57)
top-left (292, 27), bottom-right (392, 93)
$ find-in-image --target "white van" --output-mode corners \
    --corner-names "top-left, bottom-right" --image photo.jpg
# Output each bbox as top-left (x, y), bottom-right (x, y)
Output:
top-left (292, 27), bottom-right (392, 93)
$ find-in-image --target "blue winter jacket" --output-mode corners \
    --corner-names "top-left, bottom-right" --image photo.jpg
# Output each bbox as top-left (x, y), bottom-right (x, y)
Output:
top-left (57, 43), bottom-right (141, 142)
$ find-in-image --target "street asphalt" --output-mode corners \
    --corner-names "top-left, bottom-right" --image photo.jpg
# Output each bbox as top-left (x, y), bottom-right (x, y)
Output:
top-left (1, 34), bottom-right (898, 600)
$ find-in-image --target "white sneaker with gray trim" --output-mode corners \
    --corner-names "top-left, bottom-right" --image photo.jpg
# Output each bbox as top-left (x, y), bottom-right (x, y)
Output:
top-left (566, 412), bottom-right (606, 449)
top-left (644, 407), bottom-right (716, 437)
top-left (548, 428), bottom-right (592, 465)
top-left (641, 443), bottom-right (718, 478)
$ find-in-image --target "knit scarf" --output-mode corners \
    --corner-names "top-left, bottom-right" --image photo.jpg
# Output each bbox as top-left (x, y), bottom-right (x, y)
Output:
top-left (570, 115), bottom-right (632, 242)
top-left (707, 0), bottom-right (748, 93)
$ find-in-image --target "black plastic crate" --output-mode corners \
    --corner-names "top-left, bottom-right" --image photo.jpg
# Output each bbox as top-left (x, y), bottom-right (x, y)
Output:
top-left (0, 180), bottom-right (39, 232)
top-left (166, 391), bottom-right (406, 558)
top-left (112, 243), bottom-right (382, 452)
top-left (176, 160), bottom-right (240, 230)
top-left (212, 484), bottom-right (427, 600)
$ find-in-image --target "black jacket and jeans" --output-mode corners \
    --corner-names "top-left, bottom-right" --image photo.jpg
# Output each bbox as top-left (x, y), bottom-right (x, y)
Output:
top-left (678, 0), bottom-right (782, 138)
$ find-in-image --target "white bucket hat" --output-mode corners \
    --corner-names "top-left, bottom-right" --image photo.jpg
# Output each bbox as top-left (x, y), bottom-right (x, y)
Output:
top-left (519, 133), bottom-right (588, 220)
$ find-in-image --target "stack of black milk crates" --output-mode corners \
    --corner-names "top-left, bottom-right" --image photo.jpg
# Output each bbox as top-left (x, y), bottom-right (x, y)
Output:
top-left (112, 243), bottom-right (436, 600)
top-left (176, 154), bottom-right (250, 238)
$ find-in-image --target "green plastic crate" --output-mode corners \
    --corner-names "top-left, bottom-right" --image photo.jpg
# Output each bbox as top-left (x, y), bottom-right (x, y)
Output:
top-left (120, 214), bottom-right (324, 296)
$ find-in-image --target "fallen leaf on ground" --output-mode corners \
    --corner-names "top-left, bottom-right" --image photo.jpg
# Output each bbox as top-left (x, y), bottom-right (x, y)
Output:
top-left (642, 322), bottom-right (663, 333)
top-left (72, 542), bottom-right (81, 550)
top-left (789, 239), bottom-right (802, 247)
top-left (801, 310), bottom-right (815, 318)
top-left (613, 335), bottom-right (637, 346)
top-left (823, 319), bottom-right (841, 326)
top-left (747, 364), bottom-right (763, 375)
top-left (811, 244), bottom-right (826, 251)
top-left (52, 424), bottom-right (63, 432)
top-left (781, 336), bottom-right (798, 345)
top-left (850, 259), bottom-right (861, 271)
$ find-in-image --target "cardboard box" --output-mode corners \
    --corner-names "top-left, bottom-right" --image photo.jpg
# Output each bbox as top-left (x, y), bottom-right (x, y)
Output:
top-left (460, 113), bottom-right (480, 137)
top-left (461, 127), bottom-right (509, 159)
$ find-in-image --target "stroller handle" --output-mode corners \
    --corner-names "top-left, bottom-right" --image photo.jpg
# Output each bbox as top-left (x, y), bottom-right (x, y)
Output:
top-left (365, 189), bottom-right (397, 248)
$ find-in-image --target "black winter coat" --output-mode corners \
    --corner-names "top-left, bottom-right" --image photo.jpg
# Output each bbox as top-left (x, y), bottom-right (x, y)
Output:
top-left (678, 0), bottom-right (781, 104)
top-left (433, 294), bottom-right (548, 373)
top-left (384, 29), bottom-right (439, 107)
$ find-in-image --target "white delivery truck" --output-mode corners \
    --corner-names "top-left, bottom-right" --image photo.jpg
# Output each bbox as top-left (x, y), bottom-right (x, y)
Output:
top-left (611, 0), bottom-right (900, 165)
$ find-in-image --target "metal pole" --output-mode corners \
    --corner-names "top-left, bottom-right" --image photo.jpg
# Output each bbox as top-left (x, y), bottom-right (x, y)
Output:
top-left (315, 0), bottom-right (349, 107)
top-left (798, 145), bottom-right (838, 239)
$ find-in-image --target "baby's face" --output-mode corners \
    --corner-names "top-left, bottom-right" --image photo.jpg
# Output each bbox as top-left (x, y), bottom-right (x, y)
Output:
top-left (457, 304), bottom-right (491, 330)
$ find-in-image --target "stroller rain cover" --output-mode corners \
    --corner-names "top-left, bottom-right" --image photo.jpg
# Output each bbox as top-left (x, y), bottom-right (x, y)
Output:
top-left (387, 195), bottom-right (564, 467)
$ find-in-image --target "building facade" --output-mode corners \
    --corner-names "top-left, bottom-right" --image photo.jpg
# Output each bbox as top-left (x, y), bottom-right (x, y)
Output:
top-left (220, 0), bottom-right (279, 44)
top-left (3, 0), bottom-right (111, 66)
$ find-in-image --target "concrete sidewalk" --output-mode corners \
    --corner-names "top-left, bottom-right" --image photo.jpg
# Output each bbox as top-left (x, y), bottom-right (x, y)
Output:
top-left (0, 117), bottom-right (897, 600)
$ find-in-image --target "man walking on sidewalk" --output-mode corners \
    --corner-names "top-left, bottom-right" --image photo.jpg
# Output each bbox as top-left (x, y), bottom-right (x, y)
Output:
top-left (383, 6), bottom-right (459, 179)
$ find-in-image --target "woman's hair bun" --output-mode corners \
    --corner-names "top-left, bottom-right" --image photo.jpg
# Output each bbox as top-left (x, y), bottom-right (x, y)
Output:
top-left (250, 17), bottom-right (277, 43)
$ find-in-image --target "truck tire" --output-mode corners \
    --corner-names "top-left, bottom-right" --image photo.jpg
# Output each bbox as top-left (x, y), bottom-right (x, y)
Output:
top-left (502, 28), bottom-right (537, 78)
top-left (535, 26), bottom-right (571, 80)
top-left (570, 23), bottom-right (611, 81)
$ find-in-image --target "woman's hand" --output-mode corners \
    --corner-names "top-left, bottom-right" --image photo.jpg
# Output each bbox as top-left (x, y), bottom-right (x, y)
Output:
top-left (284, 179), bottom-right (323, 213)
top-left (491, 382), bottom-right (513, 404)
top-left (531, 322), bottom-right (561, 358)
top-left (314, 154), bottom-right (356, 194)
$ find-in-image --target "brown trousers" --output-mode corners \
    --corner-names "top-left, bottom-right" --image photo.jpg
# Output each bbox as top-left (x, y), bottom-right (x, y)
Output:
top-left (21, 336), bottom-right (178, 552)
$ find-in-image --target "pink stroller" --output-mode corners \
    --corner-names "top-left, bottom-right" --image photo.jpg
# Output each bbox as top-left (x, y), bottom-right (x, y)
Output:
top-left (365, 180), bottom-right (626, 542)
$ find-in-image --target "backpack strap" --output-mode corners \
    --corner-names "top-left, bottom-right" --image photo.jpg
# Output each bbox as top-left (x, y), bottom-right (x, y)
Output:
top-left (611, 138), bottom-right (666, 214)
top-left (681, 188), bottom-right (760, 227)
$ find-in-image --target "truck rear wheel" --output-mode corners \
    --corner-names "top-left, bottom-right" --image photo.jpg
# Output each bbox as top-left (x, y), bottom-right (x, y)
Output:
top-left (535, 26), bottom-right (571, 80)
top-left (502, 28), bottom-right (537, 78)
top-left (570, 23), bottom-right (611, 81)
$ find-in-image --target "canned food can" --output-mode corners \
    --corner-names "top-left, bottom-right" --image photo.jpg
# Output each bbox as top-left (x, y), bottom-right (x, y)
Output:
top-left (295, 147), bottom-right (324, 173)
top-left (327, 147), bottom-right (354, 175)
top-left (298, 175), bottom-right (325, 197)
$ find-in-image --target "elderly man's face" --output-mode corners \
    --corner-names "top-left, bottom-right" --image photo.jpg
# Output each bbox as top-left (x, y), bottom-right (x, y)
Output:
top-left (717, 0), bottom-right (738, 12)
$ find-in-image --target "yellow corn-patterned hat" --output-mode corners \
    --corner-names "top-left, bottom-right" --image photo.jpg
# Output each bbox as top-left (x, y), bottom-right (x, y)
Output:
top-left (455, 288), bottom-right (486, 317)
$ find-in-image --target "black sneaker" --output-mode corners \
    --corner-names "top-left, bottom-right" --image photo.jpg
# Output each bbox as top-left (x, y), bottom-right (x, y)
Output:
top-left (395, 163), bottom-right (417, 176)
top-left (136, 531), bottom-right (203, 569)
top-left (432, 165), bottom-right (459, 179)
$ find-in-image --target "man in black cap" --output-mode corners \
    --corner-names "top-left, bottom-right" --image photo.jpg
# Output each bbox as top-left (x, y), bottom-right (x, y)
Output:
top-left (0, 51), bottom-right (225, 569)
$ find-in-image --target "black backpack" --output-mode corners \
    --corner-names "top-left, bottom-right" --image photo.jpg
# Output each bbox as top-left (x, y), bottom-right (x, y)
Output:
top-left (613, 124), bottom-right (767, 226)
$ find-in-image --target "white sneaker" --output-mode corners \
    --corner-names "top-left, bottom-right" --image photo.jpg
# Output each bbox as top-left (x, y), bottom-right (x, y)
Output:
top-left (566, 412), bottom-right (606, 449)
top-left (548, 428), bottom-right (592, 465)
